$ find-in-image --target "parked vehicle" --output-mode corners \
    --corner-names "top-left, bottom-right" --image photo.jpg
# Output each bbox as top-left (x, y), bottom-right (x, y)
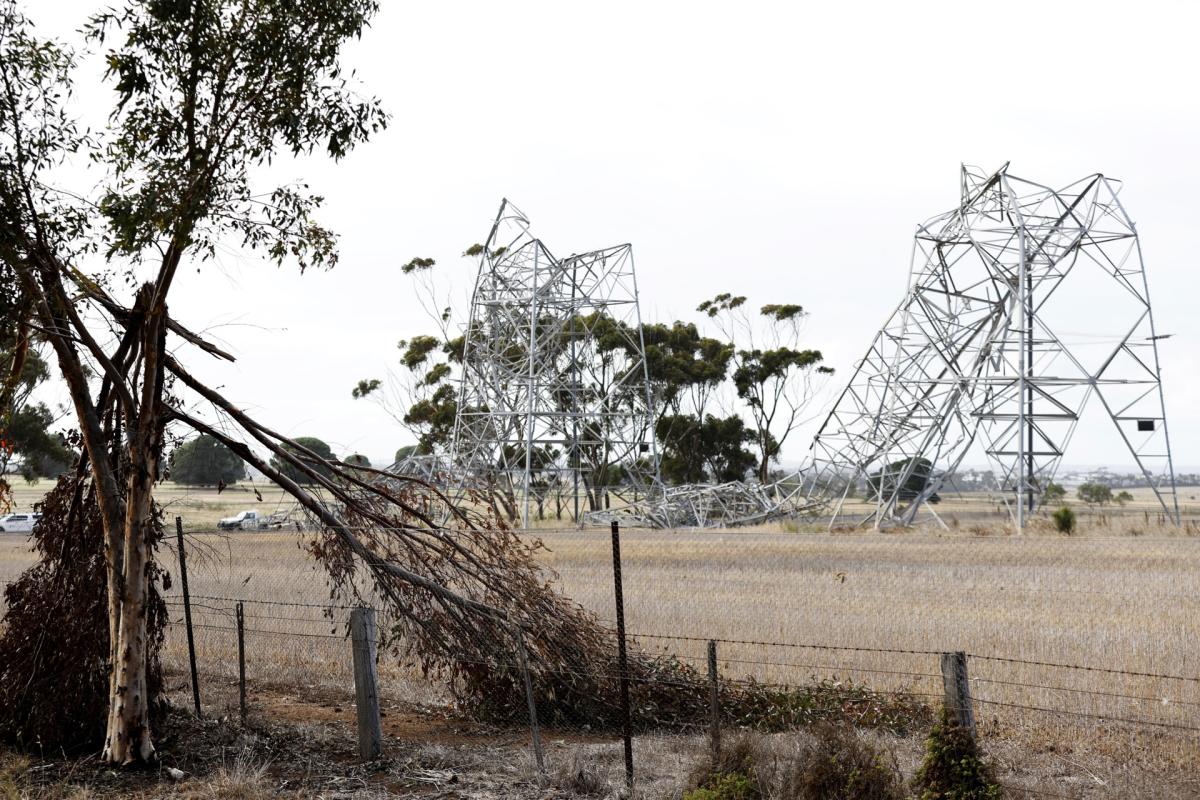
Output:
top-left (0, 512), bottom-right (41, 533)
top-left (216, 510), bottom-right (291, 531)
top-left (217, 510), bottom-right (263, 530)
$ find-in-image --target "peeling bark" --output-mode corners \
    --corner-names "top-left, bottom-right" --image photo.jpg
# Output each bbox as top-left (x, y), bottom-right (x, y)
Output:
top-left (102, 293), bottom-right (166, 764)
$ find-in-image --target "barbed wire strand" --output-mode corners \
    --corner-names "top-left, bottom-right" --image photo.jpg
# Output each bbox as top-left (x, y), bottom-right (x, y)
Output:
top-left (973, 697), bottom-right (1200, 733)
top-left (971, 675), bottom-right (1200, 709)
top-left (969, 654), bottom-right (1200, 684)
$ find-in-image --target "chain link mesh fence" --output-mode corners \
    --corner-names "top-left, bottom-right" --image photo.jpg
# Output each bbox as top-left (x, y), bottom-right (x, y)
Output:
top-left (142, 518), bottom-right (1200, 793)
top-left (3, 508), bottom-right (1199, 794)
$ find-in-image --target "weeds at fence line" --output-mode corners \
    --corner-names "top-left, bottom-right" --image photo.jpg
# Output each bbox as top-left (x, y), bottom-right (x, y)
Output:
top-left (161, 591), bottom-right (1200, 751)
top-left (141, 520), bottom-right (1200, 796)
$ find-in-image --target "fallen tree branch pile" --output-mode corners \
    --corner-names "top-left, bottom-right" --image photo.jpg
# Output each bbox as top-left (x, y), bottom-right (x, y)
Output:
top-left (2, 286), bottom-right (927, 752)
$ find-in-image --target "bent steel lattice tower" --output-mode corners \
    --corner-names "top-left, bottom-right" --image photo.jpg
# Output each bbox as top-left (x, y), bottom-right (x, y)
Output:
top-left (801, 164), bottom-right (1179, 530)
top-left (453, 200), bottom-right (660, 527)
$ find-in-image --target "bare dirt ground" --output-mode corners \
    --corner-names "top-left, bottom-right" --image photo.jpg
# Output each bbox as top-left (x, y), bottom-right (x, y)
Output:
top-left (3, 674), bottom-right (1198, 799)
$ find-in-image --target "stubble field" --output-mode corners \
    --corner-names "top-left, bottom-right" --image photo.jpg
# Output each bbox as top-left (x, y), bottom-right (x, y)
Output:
top-left (2, 479), bottom-right (1200, 796)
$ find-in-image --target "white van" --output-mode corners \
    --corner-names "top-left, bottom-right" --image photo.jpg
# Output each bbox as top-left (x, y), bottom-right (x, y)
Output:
top-left (0, 512), bottom-right (41, 533)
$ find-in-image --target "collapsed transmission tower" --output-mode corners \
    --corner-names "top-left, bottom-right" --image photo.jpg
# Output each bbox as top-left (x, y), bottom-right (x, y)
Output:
top-left (452, 200), bottom-right (660, 527)
top-left (800, 164), bottom-right (1179, 530)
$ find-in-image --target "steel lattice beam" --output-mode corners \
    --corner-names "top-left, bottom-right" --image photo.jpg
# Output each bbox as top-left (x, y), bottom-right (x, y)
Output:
top-left (450, 200), bottom-right (660, 527)
top-left (798, 163), bottom-right (1179, 530)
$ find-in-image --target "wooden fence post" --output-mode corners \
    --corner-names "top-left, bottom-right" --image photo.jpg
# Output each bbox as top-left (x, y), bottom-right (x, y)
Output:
top-left (351, 607), bottom-right (384, 760)
top-left (174, 516), bottom-right (201, 717)
top-left (707, 639), bottom-right (721, 763)
top-left (940, 651), bottom-right (975, 736)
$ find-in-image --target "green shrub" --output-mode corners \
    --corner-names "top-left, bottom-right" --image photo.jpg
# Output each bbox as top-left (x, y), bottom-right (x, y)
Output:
top-left (780, 722), bottom-right (905, 800)
top-left (1076, 482), bottom-right (1113, 506)
top-left (912, 711), bottom-right (1002, 799)
top-left (686, 734), bottom-right (768, 799)
top-left (683, 771), bottom-right (761, 800)
top-left (1051, 505), bottom-right (1076, 534)
top-left (728, 676), bottom-right (931, 735)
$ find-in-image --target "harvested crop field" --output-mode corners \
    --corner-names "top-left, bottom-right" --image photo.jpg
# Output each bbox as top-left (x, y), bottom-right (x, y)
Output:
top-left (3, 480), bottom-right (1200, 797)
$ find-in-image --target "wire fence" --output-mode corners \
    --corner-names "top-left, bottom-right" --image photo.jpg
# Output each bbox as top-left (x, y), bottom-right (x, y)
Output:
top-left (144, 518), bottom-right (1200, 795)
top-left (2, 502), bottom-right (1196, 795)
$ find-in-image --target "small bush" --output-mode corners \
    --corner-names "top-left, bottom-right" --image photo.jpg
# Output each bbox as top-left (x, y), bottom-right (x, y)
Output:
top-left (1051, 506), bottom-right (1076, 534)
top-left (780, 722), bottom-right (905, 800)
top-left (684, 727), bottom-right (908, 800)
top-left (912, 711), bottom-right (1001, 799)
top-left (683, 771), bottom-right (761, 800)
top-left (686, 733), bottom-right (769, 798)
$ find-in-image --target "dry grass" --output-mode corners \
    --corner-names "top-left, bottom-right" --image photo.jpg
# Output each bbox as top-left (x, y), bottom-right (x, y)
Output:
top-left (0, 751), bottom-right (96, 799)
top-left (0, 752), bottom-right (31, 800)
top-left (116, 520), bottom-right (1198, 796)
top-left (175, 750), bottom-right (273, 800)
top-left (3, 479), bottom-right (1200, 796)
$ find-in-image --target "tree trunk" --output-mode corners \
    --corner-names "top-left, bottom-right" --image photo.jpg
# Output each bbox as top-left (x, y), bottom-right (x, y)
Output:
top-left (102, 297), bottom-right (166, 765)
top-left (584, 477), bottom-right (599, 512)
top-left (13, 262), bottom-right (135, 758)
top-left (103, 488), bottom-right (155, 764)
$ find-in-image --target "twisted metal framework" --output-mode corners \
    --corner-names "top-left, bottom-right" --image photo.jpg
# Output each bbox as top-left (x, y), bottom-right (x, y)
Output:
top-left (801, 164), bottom-right (1179, 529)
top-left (387, 452), bottom-right (457, 483)
top-left (585, 479), bottom-right (816, 529)
top-left (452, 200), bottom-right (660, 527)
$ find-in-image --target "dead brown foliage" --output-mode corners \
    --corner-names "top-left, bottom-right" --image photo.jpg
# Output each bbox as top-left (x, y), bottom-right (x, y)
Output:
top-left (306, 481), bottom-right (932, 736)
top-left (0, 470), bottom-right (168, 753)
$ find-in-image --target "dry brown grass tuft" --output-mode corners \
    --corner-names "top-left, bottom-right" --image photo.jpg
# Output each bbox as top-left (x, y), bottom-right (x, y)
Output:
top-left (176, 750), bottom-right (273, 800)
top-left (0, 750), bottom-right (95, 799)
top-left (552, 751), bottom-right (612, 797)
top-left (0, 752), bottom-right (30, 800)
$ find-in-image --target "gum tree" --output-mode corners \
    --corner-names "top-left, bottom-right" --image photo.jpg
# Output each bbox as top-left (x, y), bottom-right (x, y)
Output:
top-left (0, 0), bottom-right (385, 763)
top-left (1, 1), bottom-right (754, 768)
top-left (698, 294), bottom-right (834, 482)
top-left (353, 255), bottom-right (467, 456)
top-left (168, 434), bottom-right (245, 486)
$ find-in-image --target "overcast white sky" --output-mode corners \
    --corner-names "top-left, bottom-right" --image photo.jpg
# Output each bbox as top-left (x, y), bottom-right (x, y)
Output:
top-left (35, 0), bottom-right (1200, 471)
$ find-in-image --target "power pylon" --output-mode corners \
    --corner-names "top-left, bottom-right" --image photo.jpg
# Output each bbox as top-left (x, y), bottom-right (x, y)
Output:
top-left (801, 164), bottom-right (1179, 530)
top-left (452, 200), bottom-right (660, 527)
